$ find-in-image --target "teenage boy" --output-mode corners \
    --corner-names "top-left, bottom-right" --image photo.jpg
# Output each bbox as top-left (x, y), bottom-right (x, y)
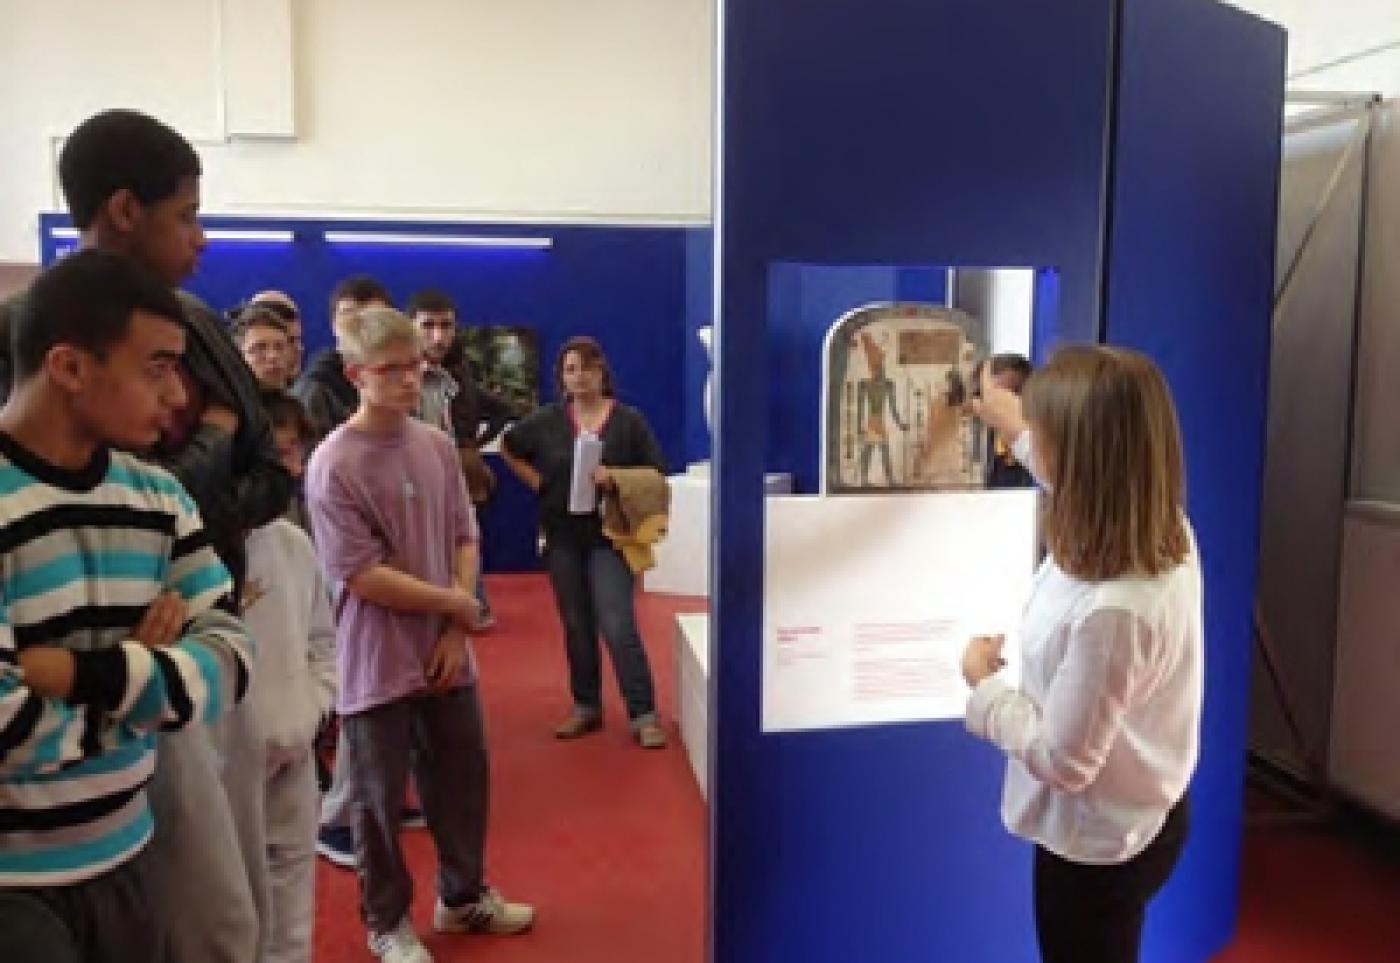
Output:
top-left (249, 291), bottom-right (305, 378)
top-left (233, 388), bottom-right (337, 963)
top-left (0, 107), bottom-right (292, 963)
top-left (0, 251), bottom-right (253, 962)
top-left (306, 306), bottom-right (533, 963)
top-left (292, 275), bottom-right (392, 447)
top-left (406, 289), bottom-right (515, 628)
top-left (975, 353), bottom-right (1036, 489)
top-left (230, 305), bottom-right (294, 390)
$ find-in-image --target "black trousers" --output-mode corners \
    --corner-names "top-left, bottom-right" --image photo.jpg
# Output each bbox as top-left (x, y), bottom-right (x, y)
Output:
top-left (1033, 798), bottom-right (1190, 963)
top-left (0, 846), bottom-right (160, 963)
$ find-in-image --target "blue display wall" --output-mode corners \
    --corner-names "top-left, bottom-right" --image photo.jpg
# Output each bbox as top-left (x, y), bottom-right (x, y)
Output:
top-left (710, 1), bottom-right (1283, 961)
top-left (40, 216), bottom-right (694, 573)
top-left (1100, 0), bottom-right (1284, 951)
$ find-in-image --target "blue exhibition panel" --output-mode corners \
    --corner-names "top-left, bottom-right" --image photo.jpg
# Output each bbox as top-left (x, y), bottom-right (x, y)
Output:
top-left (1102, 1), bottom-right (1284, 957)
top-left (711, 1), bottom-right (1282, 962)
top-left (40, 216), bottom-right (693, 572)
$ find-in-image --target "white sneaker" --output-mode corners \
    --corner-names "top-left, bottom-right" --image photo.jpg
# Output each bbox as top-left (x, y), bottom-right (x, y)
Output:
top-left (368, 917), bottom-right (433, 963)
top-left (433, 887), bottom-right (535, 935)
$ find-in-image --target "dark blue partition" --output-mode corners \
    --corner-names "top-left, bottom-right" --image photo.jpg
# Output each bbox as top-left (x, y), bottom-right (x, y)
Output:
top-left (683, 229), bottom-right (715, 466)
top-left (712, 0), bottom-right (1282, 960)
top-left (1102, 1), bottom-right (1284, 958)
top-left (41, 216), bottom-right (691, 572)
top-left (713, 2), bottom-right (1116, 960)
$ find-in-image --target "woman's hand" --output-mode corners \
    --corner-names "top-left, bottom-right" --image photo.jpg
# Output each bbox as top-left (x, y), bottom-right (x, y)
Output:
top-left (593, 466), bottom-right (617, 490)
top-left (961, 634), bottom-right (1007, 687)
top-left (970, 365), bottom-right (1028, 441)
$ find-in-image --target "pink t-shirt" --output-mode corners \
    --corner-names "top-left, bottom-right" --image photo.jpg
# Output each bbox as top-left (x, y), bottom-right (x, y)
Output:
top-left (306, 417), bottom-right (478, 714)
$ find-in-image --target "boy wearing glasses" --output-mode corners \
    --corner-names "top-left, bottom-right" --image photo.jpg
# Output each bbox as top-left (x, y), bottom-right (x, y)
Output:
top-left (304, 307), bottom-right (532, 963)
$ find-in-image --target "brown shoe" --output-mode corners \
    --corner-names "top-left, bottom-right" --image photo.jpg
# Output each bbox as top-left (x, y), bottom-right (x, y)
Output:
top-left (554, 711), bottom-right (602, 740)
top-left (635, 721), bottom-right (668, 749)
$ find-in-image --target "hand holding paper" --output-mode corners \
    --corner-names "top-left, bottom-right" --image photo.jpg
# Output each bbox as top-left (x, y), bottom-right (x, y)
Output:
top-left (961, 634), bottom-right (1007, 687)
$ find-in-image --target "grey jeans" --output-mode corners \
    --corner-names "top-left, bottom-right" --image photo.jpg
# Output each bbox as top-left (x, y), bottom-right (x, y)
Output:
top-left (342, 686), bottom-right (490, 935)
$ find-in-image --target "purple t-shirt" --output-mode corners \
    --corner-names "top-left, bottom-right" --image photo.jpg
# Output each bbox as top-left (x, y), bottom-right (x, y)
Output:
top-left (306, 417), bottom-right (479, 714)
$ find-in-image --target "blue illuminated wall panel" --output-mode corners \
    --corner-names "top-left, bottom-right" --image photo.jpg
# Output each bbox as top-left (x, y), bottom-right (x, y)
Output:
top-left (711, 1), bottom-right (1282, 961)
top-left (40, 216), bottom-right (693, 572)
top-left (1102, 1), bottom-right (1284, 958)
top-left (713, 2), bottom-right (1115, 960)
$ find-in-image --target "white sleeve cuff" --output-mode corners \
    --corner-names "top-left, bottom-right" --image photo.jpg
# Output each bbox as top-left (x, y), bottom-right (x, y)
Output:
top-left (965, 675), bottom-right (1013, 740)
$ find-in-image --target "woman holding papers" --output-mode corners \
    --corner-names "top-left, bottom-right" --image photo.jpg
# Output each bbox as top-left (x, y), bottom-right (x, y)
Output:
top-left (962, 346), bottom-right (1202, 963)
top-left (502, 336), bottom-right (669, 749)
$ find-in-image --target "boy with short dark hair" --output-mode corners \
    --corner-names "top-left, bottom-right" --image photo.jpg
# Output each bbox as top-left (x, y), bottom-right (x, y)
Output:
top-left (0, 106), bottom-right (293, 963)
top-left (232, 387), bottom-right (336, 963)
top-left (405, 288), bottom-right (516, 629)
top-left (977, 353), bottom-right (1036, 490)
top-left (0, 250), bottom-right (253, 962)
top-left (261, 389), bottom-right (316, 534)
top-left (293, 275), bottom-right (393, 446)
top-left (230, 305), bottom-right (294, 390)
top-left (248, 292), bottom-right (305, 378)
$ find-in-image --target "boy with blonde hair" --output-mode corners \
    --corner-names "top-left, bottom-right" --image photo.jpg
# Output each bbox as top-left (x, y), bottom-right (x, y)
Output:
top-left (305, 307), bottom-right (532, 963)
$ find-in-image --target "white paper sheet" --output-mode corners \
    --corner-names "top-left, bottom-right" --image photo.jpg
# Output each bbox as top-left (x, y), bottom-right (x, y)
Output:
top-left (568, 431), bottom-right (603, 514)
top-left (762, 490), bottom-right (1038, 731)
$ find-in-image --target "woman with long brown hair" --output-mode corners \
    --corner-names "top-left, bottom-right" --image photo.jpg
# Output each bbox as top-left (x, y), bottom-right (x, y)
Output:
top-left (964, 345), bottom-right (1202, 963)
top-left (501, 337), bottom-right (668, 749)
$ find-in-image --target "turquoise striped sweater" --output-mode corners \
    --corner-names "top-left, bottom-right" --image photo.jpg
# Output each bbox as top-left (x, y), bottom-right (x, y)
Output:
top-left (0, 434), bottom-right (251, 886)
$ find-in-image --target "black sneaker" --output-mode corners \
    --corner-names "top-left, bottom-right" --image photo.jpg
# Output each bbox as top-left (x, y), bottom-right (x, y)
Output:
top-left (316, 825), bottom-right (355, 869)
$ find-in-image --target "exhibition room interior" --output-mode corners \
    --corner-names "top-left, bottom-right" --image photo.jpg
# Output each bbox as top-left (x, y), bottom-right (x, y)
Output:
top-left (2, 1), bottom-right (1400, 961)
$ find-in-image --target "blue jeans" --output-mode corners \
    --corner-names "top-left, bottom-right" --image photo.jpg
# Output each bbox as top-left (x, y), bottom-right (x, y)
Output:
top-left (543, 541), bottom-right (657, 723)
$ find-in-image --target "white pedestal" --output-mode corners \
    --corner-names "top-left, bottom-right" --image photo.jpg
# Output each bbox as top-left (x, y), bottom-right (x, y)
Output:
top-left (675, 612), bottom-right (710, 799)
top-left (646, 466), bottom-right (793, 597)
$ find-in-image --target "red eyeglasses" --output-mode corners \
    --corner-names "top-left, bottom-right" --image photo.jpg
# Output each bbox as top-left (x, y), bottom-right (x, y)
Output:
top-left (359, 358), bottom-right (428, 379)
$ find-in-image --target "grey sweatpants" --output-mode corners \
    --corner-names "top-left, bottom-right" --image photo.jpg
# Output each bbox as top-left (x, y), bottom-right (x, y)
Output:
top-left (145, 722), bottom-right (263, 963)
top-left (264, 747), bottom-right (319, 963)
top-left (210, 700), bottom-right (273, 958)
top-left (342, 685), bottom-right (490, 935)
top-left (0, 845), bottom-right (160, 963)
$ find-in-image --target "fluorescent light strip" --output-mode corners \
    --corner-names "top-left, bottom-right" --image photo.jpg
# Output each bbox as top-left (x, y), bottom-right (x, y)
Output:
top-left (323, 231), bottom-right (553, 250)
top-left (49, 227), bottom-right (293, 243)
top-left (206, 229), bottom-right (294, 242)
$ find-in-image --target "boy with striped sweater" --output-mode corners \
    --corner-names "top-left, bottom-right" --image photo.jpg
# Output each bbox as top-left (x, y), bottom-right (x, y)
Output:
top-left (0, 251), bottom-right (252, 962)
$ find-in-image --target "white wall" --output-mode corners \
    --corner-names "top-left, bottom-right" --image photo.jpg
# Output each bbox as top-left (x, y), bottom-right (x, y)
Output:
top-left (1229, 0), bottom-right (1400, 94)
top-left (0, 0), bottom-right (713, 264)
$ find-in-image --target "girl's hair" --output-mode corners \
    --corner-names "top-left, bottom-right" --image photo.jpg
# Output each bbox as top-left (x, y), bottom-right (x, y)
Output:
top-left (259, 388), bottom-right (313, 443)
top-left (1023, 345), bottom-right (1189, 581)
top-left (554, 336), bottom-right (616, 400)
top-left (335, 305), bottom-right (420, 364)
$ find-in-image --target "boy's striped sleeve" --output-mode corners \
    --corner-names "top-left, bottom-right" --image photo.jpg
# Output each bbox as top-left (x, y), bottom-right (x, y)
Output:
top-left (132, 489), bottom-right (253, 728)
top-left (0, 600), bottom-right (105, 776)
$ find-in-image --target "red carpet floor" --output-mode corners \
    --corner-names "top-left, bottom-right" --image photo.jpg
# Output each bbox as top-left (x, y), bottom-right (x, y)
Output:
top-left (312, 575), bottom-right (707, 963)
top-left (1218, 811), bottom-right (1400, 962)
top-left (312, 575), bottom-right (1400, 962)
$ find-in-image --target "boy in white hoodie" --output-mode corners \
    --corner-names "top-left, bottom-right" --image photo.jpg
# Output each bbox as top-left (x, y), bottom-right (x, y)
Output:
top-left (240, 389), bottom-right (337, 963)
